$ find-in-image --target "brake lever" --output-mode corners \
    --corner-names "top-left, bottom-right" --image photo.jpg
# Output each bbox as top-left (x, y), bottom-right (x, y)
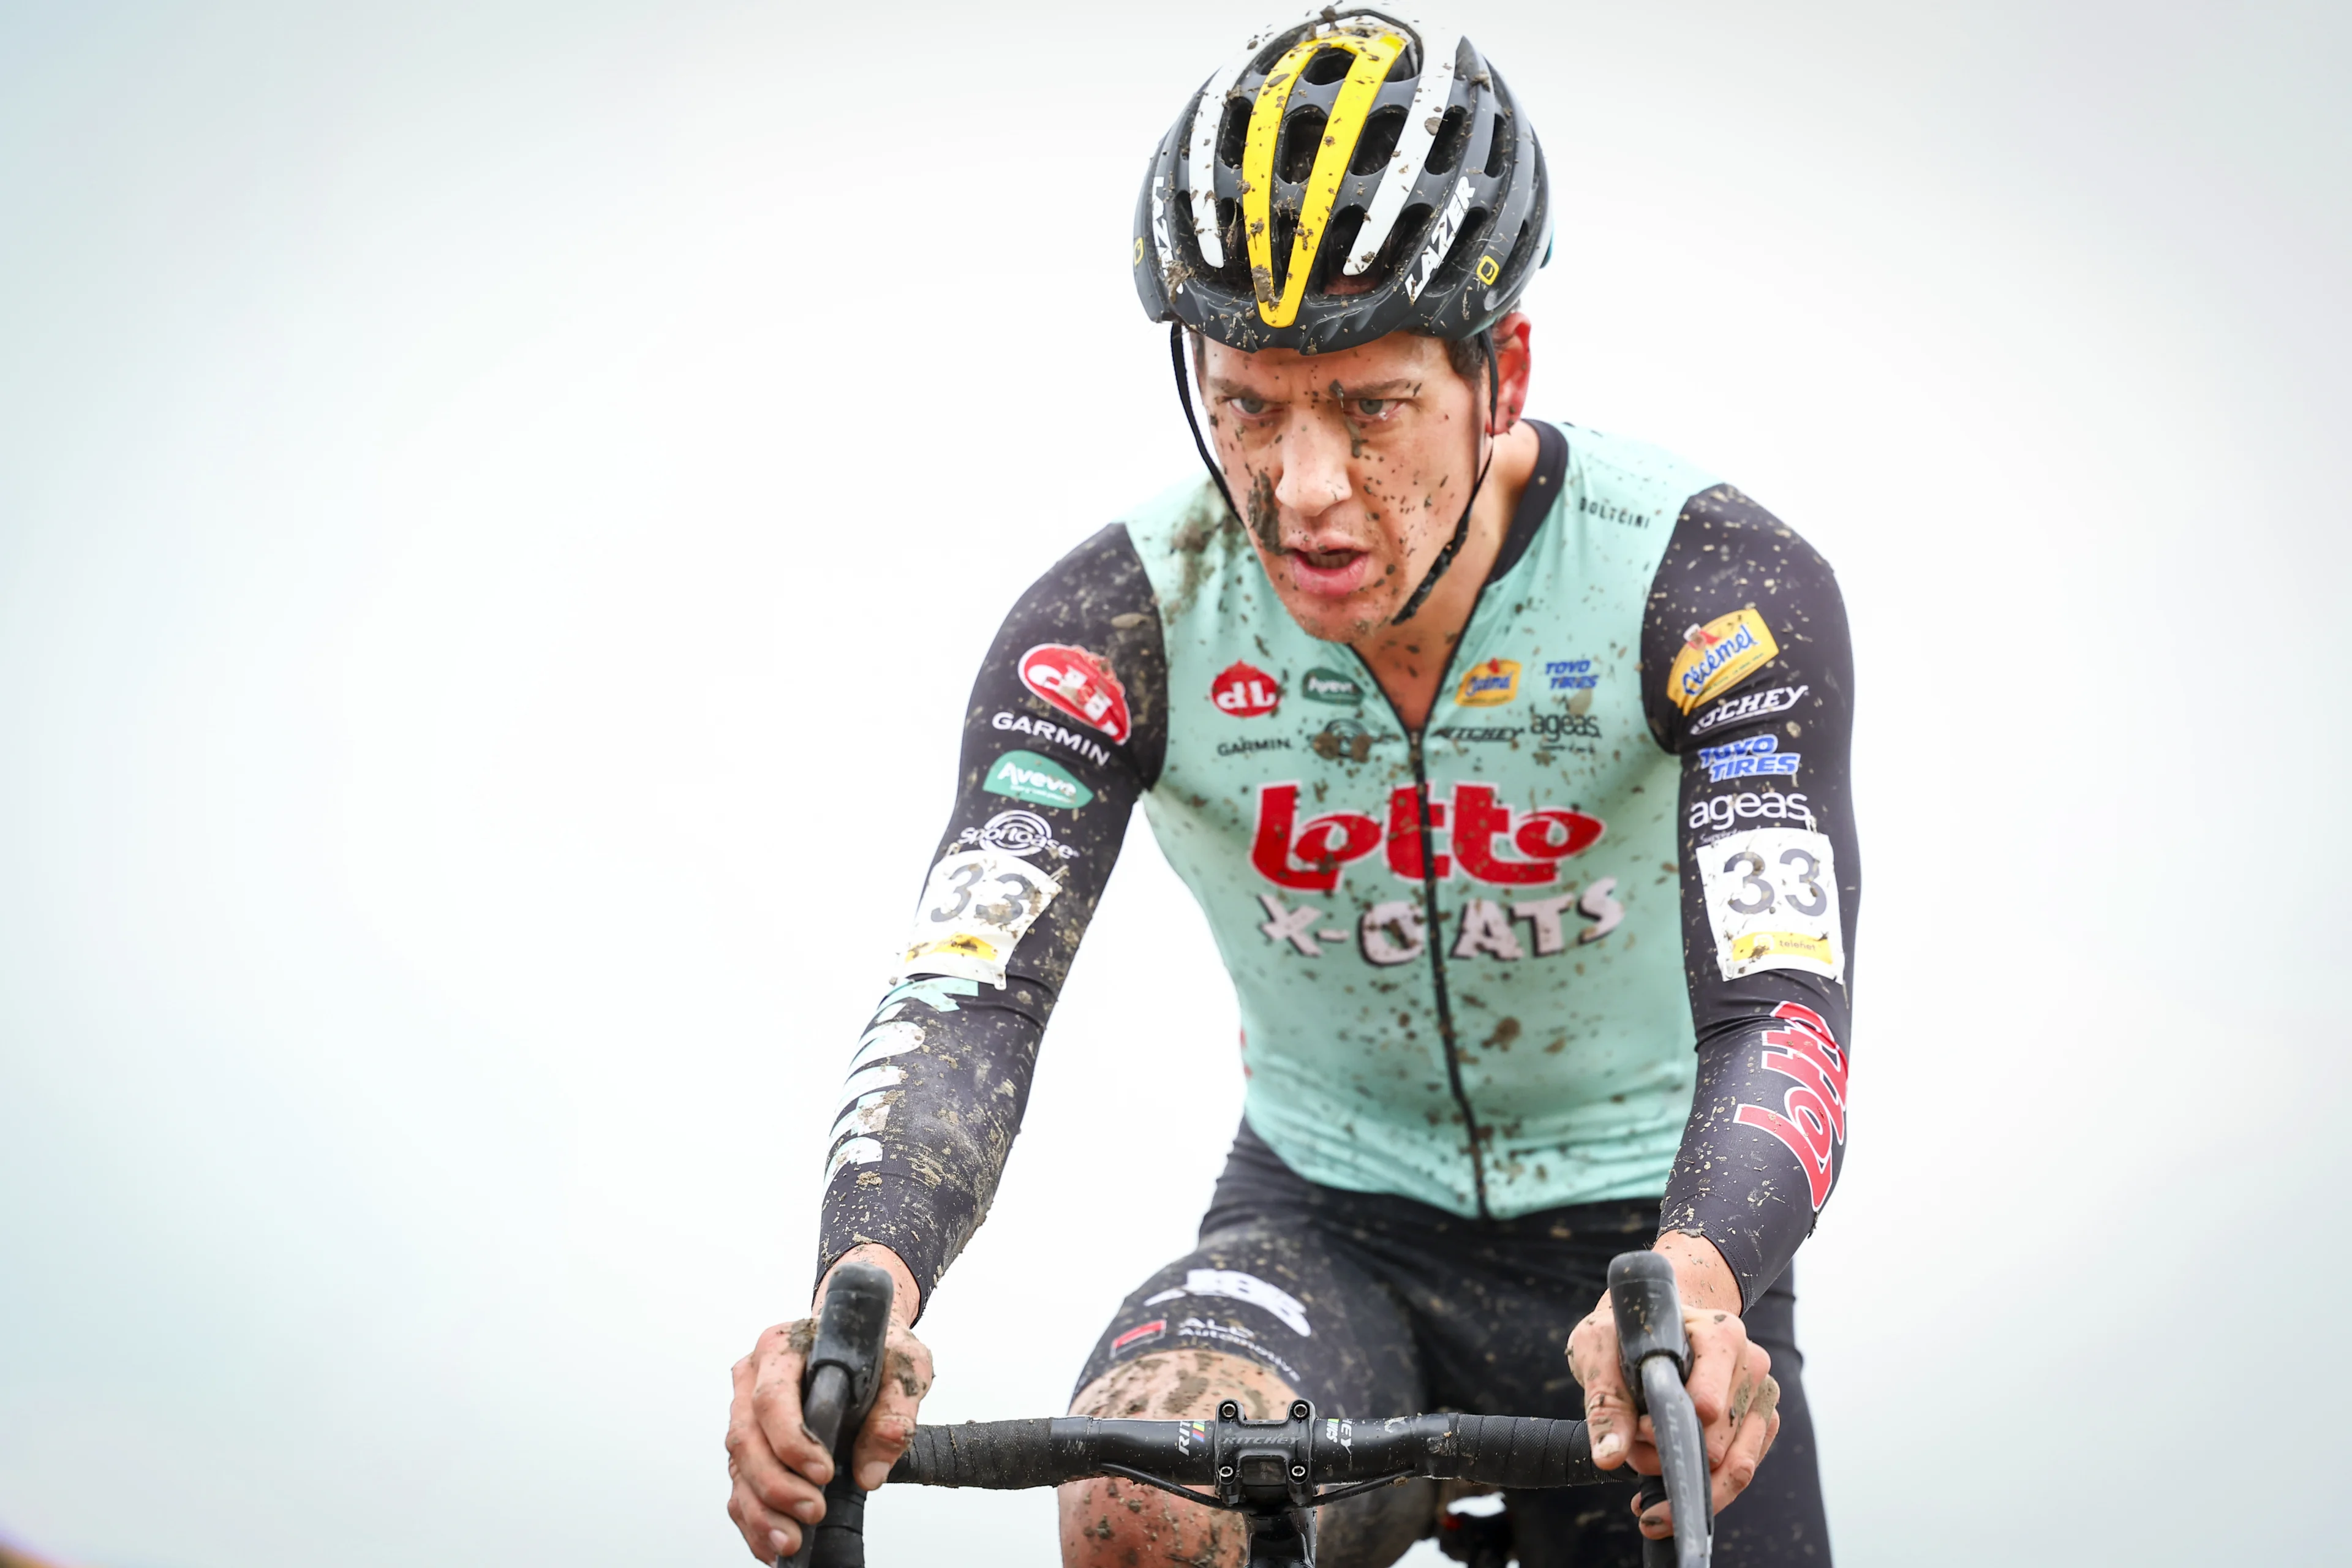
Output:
top-left (1608, 1251), bottom-right (1711, 1568)
top-left (786, 1261), bottom-right (895, 1568)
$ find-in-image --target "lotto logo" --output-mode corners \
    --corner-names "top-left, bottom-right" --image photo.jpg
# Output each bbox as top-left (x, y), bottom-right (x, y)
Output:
top-left (1250, 780), bottom-right (1603, 892)
top-left (1019, 644), bottom-right (1131, 744)
top-left (1212, 661), bottom-right (1282, 717)
top-left (1733, 1003), bottom-right (1849, 1209)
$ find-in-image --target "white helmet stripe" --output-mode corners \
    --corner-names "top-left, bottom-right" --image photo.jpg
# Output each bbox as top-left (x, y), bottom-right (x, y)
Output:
top-left (1344, 19), bottom-right (1463, 276)
top-left (1186, 29), bottom-right (1280, 270)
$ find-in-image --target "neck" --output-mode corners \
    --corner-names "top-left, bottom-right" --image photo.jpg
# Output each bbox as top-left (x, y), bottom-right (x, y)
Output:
top-left (1351, 420), bottom-right (1541, 731)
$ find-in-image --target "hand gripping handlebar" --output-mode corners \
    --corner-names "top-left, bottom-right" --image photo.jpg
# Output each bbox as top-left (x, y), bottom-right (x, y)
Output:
top-left (793, 1250), bottom-right (1714, 1568)
top-left (784, 1260), bottom-right (895, 1568)
top-left (1608, 1251), bottom-right (1711, 1568)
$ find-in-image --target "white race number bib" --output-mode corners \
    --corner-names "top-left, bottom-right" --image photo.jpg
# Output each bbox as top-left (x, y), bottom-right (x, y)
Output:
top-left (1698, 827), bottom-right (1844, 981)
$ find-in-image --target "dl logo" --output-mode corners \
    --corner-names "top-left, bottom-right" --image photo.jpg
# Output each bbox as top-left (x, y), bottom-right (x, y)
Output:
top-left (1212, 662), bottom-right (1281, 718)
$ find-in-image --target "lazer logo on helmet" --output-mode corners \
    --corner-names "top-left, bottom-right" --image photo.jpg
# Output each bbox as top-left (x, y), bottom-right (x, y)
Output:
top-left (1404, 176), bottom-right (1476, 303)
top-left (1250, 780), bottom-right (1603, 892)
top-left (1019, 644), bottom-right (1131, 744)
top-left (1212, 661), bottom-right (1283, 717)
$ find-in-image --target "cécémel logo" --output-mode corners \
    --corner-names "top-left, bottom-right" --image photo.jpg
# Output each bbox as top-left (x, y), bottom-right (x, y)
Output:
top-left (1211, 661), bottom-right (1282, 718)
top-left (1018, 643), bottom-right (1131, 744)
top-left (1455, 658), bottom-right (1521, 707)
top-left (984, 750), bottom-right (1094, 810)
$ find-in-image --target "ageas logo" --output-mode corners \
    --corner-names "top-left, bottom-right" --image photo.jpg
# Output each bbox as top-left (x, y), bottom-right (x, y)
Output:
top-left (1019, 644), bottom-right (1131, 744)
top-left (1732, 1002), bottom-right (1849, 1209)
top-left (1212, 661), bottom-right (1281, 718)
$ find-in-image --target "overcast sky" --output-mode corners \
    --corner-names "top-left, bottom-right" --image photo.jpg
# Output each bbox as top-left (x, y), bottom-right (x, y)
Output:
top-left (1, 3), bottom-right (2345, 1564)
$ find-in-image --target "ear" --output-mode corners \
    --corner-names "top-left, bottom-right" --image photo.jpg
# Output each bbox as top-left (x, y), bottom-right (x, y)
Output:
top-left (1488, 312), bottom-right (1534, 435)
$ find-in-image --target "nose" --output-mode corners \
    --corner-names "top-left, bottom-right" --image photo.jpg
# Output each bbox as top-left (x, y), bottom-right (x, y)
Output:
top-left (1274, 416), bottom-right (1351, 519)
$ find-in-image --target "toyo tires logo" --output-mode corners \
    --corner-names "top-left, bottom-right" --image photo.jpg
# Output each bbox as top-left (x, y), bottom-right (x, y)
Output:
top-left (1250, 781), bottom-right (1603, 892)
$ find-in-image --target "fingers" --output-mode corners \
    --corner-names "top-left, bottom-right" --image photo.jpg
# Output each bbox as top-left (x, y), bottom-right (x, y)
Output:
top-left (1678, 1308), bottom-right (1743, 1457)
top-left (1566, 1295), bottom-right (1650, 1471)
top-left (747, 1322), bottom-right (835, 1488)
top-left (1681, 1308), bottom-right (1769, 1469)
top-left (847, 1325), bottom-right (935, 1492)
top-left (725, 1328), bottom-right (831, 1561)
top-left (1709, 1373), bottom-right (1781, 1518)
top-left (726, 1461), bottom-right (801, 1562)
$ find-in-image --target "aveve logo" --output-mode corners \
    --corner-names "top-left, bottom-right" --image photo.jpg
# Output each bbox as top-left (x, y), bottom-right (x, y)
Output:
top-left (1019, 644), bottom-right (1130, 744)
top-left (1212, 662), bottom-right (1281, 718)
top-left (1250, 782), bottom-right (1603, 892)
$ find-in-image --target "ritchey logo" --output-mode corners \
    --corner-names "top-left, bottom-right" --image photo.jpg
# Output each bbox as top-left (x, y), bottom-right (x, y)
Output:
top-left (1019, 643), bottom-right (1131, 743)
top-left (1212, 661), bottom-right (1282, 717)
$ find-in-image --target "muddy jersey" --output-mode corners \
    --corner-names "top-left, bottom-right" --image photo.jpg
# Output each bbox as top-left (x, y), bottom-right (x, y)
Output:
top-left (816, 421), bottom-right (1861, 1317)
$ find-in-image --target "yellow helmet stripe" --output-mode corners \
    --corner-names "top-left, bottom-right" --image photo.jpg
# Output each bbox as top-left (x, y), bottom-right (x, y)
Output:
top-left (1240, 30), bottom-right (1406, 330)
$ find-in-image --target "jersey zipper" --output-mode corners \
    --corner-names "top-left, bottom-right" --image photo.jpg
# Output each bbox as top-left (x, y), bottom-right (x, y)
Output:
top-left (1348, 624), bottom-right (1496, 1221)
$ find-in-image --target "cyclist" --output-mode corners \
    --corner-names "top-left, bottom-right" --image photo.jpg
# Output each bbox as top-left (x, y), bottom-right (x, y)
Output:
top-left (728, 9), bottom-right (1856, 1564)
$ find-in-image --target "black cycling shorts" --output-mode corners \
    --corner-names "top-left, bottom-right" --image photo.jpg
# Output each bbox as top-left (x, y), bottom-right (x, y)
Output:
top-left (1076, 1120), bottom-right (1830, 1567)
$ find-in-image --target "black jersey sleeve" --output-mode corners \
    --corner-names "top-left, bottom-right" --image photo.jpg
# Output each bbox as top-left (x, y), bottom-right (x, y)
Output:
top-left (1640, 486), bottom-right (1861, 1310)
top-left (813, 524), bottom-right (1167, 1317)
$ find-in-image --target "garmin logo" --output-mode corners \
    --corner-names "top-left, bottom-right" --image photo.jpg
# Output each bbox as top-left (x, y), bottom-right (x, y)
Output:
top-left (1404, 176), bottom-right (1475, 303)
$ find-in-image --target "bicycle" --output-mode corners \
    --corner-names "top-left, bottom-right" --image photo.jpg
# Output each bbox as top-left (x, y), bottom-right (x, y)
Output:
top-left (784, 1254), bottom-right (1716, 1568)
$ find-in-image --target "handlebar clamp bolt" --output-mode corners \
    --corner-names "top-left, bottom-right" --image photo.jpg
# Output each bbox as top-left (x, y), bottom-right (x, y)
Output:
top-left (1219, 1466), bottom-right (1235, 1479)
top-left (1291, 1465), bottom-right (1306, 1478)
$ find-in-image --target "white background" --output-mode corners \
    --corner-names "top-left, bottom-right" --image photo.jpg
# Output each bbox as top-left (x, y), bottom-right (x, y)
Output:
top-left (1, 2), bottom-right (2344, 1564)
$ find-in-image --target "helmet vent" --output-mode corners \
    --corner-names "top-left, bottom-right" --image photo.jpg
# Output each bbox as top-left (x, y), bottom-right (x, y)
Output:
top-left (1483, 113), bottom-right (1510, 178)
top-left (1350, 105), bottom-right (1407, 176)
top-left (1216, 93), bottom-right (1251, 169)
top-left (1300, 44), bottom-right (1357, 86)
top-left (1425, 104), bottom-right (1472, 175)
top-left (1277, 106), bottom-right (1327, 185)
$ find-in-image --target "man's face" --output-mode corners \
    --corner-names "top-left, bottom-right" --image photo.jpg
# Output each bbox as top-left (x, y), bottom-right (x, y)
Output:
top-left (1199, 326), bottom-right (1487, 643)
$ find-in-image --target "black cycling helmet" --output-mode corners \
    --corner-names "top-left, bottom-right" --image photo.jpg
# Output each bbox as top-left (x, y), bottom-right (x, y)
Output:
top-left (1133, 6), bottom-right (1551, 355)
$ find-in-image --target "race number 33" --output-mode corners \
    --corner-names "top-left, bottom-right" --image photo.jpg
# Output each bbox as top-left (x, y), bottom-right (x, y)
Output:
top-left (900, 849), bottom-right (1060, 987)
top-left (1698, 827), bottom-right (1845, 981)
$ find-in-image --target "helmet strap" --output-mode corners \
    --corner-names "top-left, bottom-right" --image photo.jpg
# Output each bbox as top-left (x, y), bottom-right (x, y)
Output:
top-left (1389, 328), bottom-right (1500, 626)
top-left (1171, 323), bottom-right (1243, 524)
top-left (1167, 320), bottom-right (1499, 629)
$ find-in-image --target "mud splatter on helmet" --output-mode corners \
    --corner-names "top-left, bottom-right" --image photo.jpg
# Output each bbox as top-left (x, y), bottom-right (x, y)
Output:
top-left (1134, 6), bottom-right (1551, 355)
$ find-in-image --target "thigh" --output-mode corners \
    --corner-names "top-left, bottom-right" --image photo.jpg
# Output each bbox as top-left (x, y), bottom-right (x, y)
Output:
top-left (1068, 1219), bottom-right (1435, 1567)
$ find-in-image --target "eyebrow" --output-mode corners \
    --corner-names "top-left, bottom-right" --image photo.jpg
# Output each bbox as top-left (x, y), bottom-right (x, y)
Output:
top-left (1204, 378), bottom-right (1422, 401)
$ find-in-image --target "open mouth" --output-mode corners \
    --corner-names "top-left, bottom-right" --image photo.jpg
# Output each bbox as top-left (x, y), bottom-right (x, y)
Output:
top-left (1284, 545), bottom-right (1373, 598)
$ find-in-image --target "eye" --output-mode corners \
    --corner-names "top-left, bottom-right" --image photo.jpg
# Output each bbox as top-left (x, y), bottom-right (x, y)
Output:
top-left (1230, 396), bottom-right (1272, 417)
top-left (1351, 398), bottom-right (1396, 421)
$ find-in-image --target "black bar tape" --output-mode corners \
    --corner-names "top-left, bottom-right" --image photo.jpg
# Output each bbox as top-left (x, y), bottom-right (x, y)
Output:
top-left (1427, 1415), bottom-right (1602, 1490)
top-left (891, 1420), bottom-right (1066, 1490)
